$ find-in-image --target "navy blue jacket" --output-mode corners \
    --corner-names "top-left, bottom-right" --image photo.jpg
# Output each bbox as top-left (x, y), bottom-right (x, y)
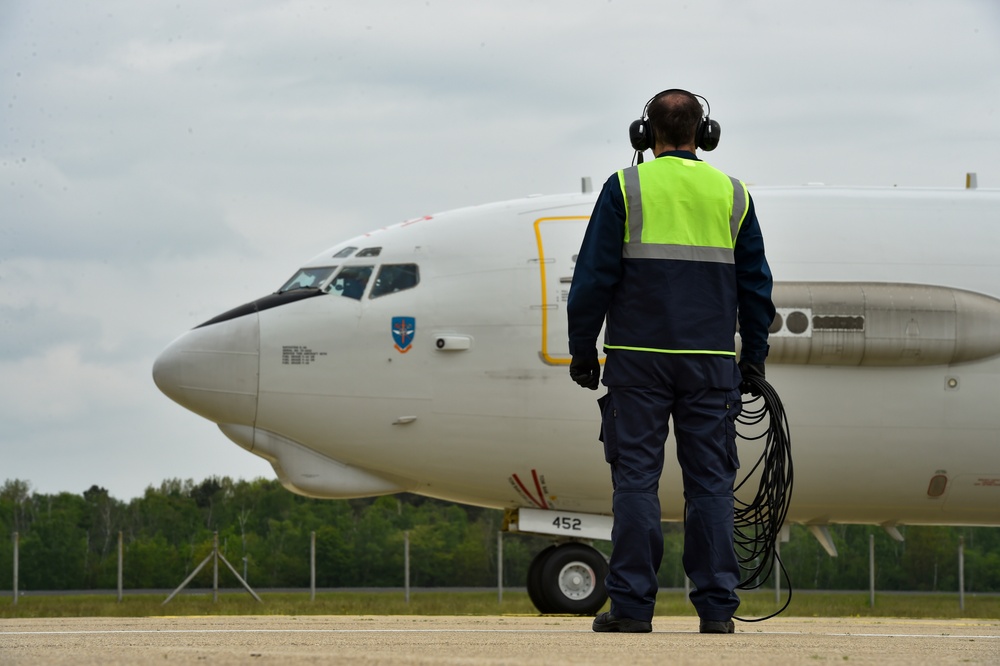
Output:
top-left (567, 151), bottom-right (775, 364)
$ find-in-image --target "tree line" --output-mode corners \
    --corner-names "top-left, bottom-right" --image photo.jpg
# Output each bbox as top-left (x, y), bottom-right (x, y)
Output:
top-left (1, 477), bottom-right (997, 593)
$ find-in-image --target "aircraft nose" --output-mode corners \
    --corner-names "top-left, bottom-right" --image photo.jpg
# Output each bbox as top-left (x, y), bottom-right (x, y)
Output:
top-left (152, 314), bottom-right (260, 426)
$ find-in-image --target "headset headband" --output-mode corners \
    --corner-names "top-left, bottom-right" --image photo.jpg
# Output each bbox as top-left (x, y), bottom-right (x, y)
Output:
top-left (643, 88), bottom-right (711, 120)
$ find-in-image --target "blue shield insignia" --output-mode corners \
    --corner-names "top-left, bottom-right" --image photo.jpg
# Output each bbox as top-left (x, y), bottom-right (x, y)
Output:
top-left (392, 316), bottom-right (416, 353)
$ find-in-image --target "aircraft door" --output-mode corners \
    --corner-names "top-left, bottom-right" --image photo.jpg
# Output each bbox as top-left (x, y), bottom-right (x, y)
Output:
top-left (532, 216), bottom-right (601, 365)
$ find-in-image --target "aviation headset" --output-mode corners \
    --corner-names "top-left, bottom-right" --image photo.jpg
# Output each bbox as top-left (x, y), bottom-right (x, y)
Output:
top-left (628, 89), bottom-right (721, 163)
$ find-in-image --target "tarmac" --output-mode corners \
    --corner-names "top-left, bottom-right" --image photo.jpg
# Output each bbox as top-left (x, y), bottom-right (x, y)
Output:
top-left (1, 615), bottom-right (999, 665)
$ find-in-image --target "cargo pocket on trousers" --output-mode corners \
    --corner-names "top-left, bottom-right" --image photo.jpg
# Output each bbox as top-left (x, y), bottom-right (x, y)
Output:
top-left (597, 393), bottom-right (619, 464)
top-left (725, 388), bottom-right (742, 471)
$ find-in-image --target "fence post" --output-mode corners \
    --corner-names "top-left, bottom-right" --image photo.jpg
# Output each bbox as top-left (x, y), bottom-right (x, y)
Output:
top-left (774, 539), bottom-right (781, 605)
top-left (958, 536), bottom-right (965, 611)
top-left (310, 530), bottom-right (316, 602)
top-left (118, 531), bottom-right (124, 603)
top-left (212, 532), bottom-right (219, 604)
top-left (404, 531), bottom-right (410, 604)
top-left (163, 534), bottom-right (261, 605)
top-left (869, 533), bottom-right (875, 608)
top-left (497, 531), bottom-right (503, 605)
top-left (12, 532), bottom-right (18, 606)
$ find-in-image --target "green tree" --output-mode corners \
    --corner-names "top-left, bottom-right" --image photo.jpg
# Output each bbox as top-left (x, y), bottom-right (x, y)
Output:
top-left (2, 475), bottom-right (997, 593)
top-left (19, 492), bottom-right (88, 590)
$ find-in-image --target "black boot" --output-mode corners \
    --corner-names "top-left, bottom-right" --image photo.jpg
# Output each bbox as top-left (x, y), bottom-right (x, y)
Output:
top-left (699, 619), bottom-right (735, 634)
top-left (592, 612), bottom-right (653, 633)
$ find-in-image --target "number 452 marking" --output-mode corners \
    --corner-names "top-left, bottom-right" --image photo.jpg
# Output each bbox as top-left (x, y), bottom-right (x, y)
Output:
top-left (552, 516), bottom-right (583, 531)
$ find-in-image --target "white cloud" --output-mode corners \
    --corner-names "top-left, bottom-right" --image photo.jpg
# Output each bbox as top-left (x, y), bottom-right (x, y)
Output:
top-left (120, 38), bottom-right (224, 74)
top-left (0, 344), bottom-right (139, 422)
top-left (1, 0), bottom-right (999, 499)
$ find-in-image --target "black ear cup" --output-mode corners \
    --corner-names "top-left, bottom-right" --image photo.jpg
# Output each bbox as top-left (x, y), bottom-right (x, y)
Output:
top-left (696, 118), bottom-right (721, 151)
top-left (629, 118), bottom-right (652, 152)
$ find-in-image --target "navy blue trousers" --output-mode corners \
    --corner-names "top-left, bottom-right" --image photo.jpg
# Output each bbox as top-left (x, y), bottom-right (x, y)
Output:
top-left (600, 352), bottom-right (742, 622)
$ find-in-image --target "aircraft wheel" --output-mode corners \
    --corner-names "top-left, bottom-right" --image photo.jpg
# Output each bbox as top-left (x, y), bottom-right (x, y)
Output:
top-left (527, 545), bottom-right (558, 614)
top-left (535, 543), bottom-right (609, 616)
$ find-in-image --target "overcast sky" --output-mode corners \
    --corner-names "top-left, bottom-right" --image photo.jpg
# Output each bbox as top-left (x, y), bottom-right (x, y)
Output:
top-left (2, 0), bottom-right (999, 500)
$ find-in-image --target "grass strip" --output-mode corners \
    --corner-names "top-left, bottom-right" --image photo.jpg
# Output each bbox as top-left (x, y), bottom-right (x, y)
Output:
top-left (1, 590), bottom-right (997, 620)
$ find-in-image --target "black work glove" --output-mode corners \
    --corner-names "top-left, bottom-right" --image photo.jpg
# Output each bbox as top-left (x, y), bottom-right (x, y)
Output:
top-left (738, 359), bottom-right (765, 396)
top-left (570, 354), bottom-right (601, 390)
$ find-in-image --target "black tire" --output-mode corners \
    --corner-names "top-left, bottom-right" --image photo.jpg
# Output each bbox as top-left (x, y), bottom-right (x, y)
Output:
top-left (527, 545), bottom-right (558, 614)
top-left (537, 543), bottom-right (609, 616)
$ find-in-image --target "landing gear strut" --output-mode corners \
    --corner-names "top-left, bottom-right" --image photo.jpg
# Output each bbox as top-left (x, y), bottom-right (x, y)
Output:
top-left (526, 542), bottom-right (608, 615)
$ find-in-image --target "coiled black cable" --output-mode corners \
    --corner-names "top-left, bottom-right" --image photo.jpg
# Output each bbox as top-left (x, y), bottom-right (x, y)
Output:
top-left (731, 374), bottom-right (793, 622)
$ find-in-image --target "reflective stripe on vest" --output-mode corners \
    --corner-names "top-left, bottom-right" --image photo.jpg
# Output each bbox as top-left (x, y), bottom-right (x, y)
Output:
top-left (601, 343), bottom-right (737, 356)
top-left (618, 157), bottom-right (748, 264)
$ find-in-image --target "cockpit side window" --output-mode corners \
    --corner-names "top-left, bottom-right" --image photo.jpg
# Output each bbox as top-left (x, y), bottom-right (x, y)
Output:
top-left (370, 264), bottom-right (420, 298)
top-left (279, 266), bottom-right (338, 293)
top-left (332, 247), bottom-right (358, 258)
top-left (330, 265), bottom-right (374, 300)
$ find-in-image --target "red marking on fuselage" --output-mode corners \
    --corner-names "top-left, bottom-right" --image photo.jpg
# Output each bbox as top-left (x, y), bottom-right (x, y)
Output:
top-left (531, 469), bottom-right (549, 509)
top-left (511, 473), bottom-right (544, 509)
top-left (401, 215), bottom-right (432, 227)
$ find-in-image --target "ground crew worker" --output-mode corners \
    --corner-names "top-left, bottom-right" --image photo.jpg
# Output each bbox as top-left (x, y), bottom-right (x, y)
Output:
top-left (567, 89), bottom-right (775, 634)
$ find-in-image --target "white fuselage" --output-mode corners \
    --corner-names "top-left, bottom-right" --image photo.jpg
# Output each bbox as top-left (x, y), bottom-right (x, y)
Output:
top-left (153, 186), bottom-right (1000, 528)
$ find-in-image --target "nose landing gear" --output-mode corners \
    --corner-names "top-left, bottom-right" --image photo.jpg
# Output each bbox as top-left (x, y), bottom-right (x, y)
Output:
top-left (526, 542), bottom-right (609, 615)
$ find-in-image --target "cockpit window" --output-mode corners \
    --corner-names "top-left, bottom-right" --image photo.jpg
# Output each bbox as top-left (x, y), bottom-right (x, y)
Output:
top-left (356, 247), bottom-right (382, 257)
top-left (330, 265), bottom-right (373, 300)
top-left (370, 264), bottom-right (420, 298)
top-left (332, 247), bottom-right (357, 258)
top-left (279, 266), bottom-right (337, 293)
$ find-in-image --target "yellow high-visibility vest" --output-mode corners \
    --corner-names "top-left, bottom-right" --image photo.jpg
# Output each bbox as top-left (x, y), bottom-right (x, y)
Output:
top-left (618, 156), bottom-right (748, 262)
top-left (603, 156), bottom-right (749, 357)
